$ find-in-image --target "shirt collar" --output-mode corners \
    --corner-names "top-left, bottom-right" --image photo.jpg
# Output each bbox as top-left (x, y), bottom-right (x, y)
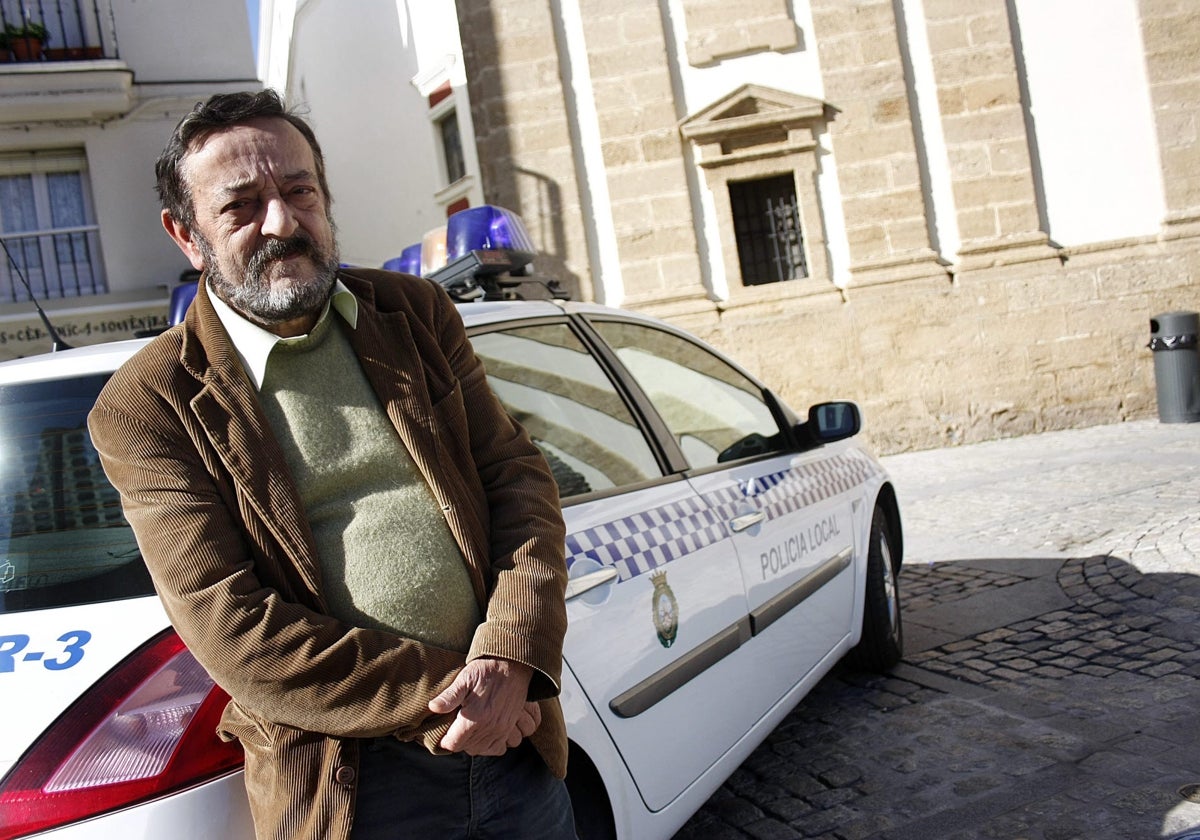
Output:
top-left (207, 277), bottom-right (359, 390)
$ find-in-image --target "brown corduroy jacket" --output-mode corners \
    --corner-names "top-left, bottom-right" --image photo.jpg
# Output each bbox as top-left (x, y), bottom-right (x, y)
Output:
top-left (87, 269), bottom-right (569, 840)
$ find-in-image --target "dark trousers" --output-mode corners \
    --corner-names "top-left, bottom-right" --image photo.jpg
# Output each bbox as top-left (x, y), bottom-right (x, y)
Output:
top-left (350, 738), bottom-right (577, 839)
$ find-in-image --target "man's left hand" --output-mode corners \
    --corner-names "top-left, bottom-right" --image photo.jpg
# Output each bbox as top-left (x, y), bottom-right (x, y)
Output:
top-left (429, 657), bottom-right (540, 755)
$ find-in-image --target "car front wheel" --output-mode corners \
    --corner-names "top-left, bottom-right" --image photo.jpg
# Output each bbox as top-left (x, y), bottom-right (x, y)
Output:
top-left (847, 507), bottom-right (902, 671)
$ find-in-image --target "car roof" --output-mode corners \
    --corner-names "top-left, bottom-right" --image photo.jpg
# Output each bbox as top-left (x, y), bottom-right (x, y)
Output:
top-left (453, 298), bottom-right (674, 329)
top-left (455, 298), bottom-right (565, 327)
top-left (0, 299), bottom-right (673, 384)
top-left (0, 337), bottom-right (153, 384)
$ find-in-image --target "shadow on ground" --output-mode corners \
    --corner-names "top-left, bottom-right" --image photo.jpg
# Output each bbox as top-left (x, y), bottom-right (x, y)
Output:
top-left (675, 555), bottom-right (1200, 840)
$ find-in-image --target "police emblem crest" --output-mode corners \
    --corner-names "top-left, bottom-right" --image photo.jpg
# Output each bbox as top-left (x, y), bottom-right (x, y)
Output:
top-left (650, 570), bottom-right (678, 648)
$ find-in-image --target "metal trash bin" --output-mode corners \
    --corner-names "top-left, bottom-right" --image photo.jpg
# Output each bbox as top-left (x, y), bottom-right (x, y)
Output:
top-left (1147, 310), bottom-right (1200, 423)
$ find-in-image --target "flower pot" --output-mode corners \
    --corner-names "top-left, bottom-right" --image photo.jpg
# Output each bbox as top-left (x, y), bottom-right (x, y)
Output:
top-left (8, 36), bottom-right (43, 61)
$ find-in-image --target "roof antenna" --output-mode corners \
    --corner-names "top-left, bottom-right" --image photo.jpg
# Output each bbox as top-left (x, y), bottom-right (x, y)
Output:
top-left (0, 235), bottom-right (72, 352)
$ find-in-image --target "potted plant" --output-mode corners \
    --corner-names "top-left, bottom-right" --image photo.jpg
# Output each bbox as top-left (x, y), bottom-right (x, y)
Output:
top-left (1, 20), bottom-right (48, 62)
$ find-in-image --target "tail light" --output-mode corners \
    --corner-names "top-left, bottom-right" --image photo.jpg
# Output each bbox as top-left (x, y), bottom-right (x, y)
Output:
top-left (0, 629), bottom-right (244, 839)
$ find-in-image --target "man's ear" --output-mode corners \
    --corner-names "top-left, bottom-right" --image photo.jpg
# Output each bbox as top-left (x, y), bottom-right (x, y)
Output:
top-left (161, 210), bottom-right (206, 271)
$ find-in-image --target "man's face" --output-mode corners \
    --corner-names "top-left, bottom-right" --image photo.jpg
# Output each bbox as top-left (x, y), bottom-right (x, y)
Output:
top-left (166, 117), bottom-right (339, 335)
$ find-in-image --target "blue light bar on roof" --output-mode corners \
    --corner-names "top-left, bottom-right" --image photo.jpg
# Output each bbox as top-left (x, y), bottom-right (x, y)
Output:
top-left (382, 242), bottom-right (422, 275)
top-left (169, 282), bottom-right (198, 326)
top-left (445, 205), bottom-right (535, 266)
top-left (400, 242), bottom-right (422, 274)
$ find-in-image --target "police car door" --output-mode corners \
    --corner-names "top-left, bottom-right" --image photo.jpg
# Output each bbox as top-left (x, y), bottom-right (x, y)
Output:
top-left (586, 319), bottom-right (859, 722)
top-left (469, 318), bottom-right (756, 813)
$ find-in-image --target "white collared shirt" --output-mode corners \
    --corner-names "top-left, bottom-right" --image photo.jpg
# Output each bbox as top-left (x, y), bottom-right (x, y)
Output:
top-left (207, 278), bottom-right (359, 391)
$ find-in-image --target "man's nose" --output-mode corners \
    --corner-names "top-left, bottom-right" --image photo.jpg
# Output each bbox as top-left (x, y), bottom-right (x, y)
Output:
top-left (261, 196), bottom-right (298, 238)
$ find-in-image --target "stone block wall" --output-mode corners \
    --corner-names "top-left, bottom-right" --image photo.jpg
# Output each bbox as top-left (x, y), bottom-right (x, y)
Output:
top-left (456, 0), bottom-right (1200, 454)
top-left (575, 2), bottom-right (707, 306)
top-left (678, 239), bottom-right (1193, 454)
top-left (922, 0), bottom-right (1045, 251)
top-left (809, 0), bottom-right (940, 278)
top-left (455, 0), bottom-right (594, 298)
top-left (1142, 0), bottom-right (1200, 227)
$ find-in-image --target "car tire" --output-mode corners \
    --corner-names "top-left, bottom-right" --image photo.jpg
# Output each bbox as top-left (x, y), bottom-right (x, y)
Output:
top-left (846, 507), bottom-right (902, 671)
top-left (565, 748), bottom-right (616, 840)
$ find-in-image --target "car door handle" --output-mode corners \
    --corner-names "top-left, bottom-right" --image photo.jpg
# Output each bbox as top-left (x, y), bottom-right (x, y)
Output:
top-left (565, 567), bottom-right (619, 600)
top-left (729, 511), bottom-right (766, 532)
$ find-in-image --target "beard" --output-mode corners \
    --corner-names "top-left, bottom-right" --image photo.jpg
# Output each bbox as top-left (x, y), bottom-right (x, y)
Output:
top-left (199, 230), bottom-right (341, 328)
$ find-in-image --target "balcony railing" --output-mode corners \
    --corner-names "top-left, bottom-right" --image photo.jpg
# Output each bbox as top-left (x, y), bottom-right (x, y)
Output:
top-left (0, 0), bottom-right (117, 64)
top-left (0, 226), bottom-right (107, 302)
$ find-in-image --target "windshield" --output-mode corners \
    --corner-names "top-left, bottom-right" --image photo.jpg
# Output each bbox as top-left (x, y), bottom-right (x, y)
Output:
top-left (0, 373), bottom-right (150, 613)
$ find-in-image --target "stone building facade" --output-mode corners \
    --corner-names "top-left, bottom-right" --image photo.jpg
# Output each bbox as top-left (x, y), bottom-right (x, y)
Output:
top-left (454, 0), bottom-right (1198, 453)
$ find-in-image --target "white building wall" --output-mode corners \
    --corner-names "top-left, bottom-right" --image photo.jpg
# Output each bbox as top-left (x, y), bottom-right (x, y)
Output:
top-left (896, 0), bottom-right (960, 266)
top-left (668, 0), bottom-right (826, 109)
top-left (1013, 0), bottom-right (1166, 246)
top-left (0, 0), bottom-right (260, 358)
top-left (0, 3), bottom-right (260, 295)
top-left (553, 0), bottom-right (624, 305)
top-left (95, 0), bottom-right (258, 291)
top-left (271, 0), bottom-right (480, 268)
top-left (109, 0), bottom-right (256, 83)
top-left (86, 109), bottom-right (205, 293)
top-left (259, 0), bottom-right (298, 92)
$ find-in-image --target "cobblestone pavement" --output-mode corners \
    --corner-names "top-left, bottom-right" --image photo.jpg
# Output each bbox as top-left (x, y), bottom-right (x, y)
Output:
top-left (676, 420), bottom-right (1200, 840)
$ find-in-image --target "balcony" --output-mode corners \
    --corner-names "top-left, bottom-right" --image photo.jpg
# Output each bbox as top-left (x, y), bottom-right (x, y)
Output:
top-left (1, 0), bottom-right (116, 63)
top-left (0, 0), bottom-right (130, 123)
top-left (0, 227), bottom-right (106, 302)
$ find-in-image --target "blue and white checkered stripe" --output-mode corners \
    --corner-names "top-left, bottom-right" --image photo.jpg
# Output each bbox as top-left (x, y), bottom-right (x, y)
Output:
top-left (565, 496), bottom-right (726, 582)
top-left (565, 451), bottom-right (880, 583)
top-left (742, 451), bottom-right (876, 521)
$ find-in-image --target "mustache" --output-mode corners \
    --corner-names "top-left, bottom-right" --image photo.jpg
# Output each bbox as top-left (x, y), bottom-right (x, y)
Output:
top-left (247, 234), bottom-right (325, 273)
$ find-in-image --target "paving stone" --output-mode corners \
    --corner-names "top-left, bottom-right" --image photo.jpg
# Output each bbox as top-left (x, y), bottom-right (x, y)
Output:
top-left (708, 794), bottom-right (766, 826)
top-left (761, 797), bottom-right (812, 823)
top-left (743, 817), bottom-right (803, 840)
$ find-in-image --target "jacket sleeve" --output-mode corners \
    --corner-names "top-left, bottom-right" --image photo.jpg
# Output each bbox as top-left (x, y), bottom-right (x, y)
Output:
top-left (88, 367), bottom-right (467, 740)
top-left (426, 287), bottom-right (569, 700)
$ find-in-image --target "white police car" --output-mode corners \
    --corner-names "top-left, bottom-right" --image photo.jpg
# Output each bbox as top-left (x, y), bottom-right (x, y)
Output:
top-left (0, 207), bottom-right (903, 840)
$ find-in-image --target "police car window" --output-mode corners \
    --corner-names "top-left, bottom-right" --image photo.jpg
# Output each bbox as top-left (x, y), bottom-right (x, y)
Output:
top-left (472, 324), bottom-right (661, 499)
top-left (0, 374), bottom-right (150, 614)
top-left (590, 321), bottom-right (785, 470)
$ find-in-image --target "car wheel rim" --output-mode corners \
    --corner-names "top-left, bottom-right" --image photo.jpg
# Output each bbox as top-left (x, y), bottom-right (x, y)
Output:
top-left (879, 534), bottom-right (899, 638)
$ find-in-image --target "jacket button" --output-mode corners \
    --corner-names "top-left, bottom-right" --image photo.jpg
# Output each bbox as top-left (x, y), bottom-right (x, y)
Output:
top-left (334, 765), bottom-right (356, 785)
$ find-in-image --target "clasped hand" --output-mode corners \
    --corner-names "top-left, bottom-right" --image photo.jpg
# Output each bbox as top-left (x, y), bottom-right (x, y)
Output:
top-left (428, 657), bottom-right (541, 755)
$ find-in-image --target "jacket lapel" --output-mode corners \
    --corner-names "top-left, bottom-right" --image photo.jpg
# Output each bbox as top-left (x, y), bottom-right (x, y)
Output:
top-left (181, 280), bottom-right (326, 604)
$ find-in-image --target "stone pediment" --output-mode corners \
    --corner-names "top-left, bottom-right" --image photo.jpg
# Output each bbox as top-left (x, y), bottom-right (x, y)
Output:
top-left (679, 84), bottom-right (831, 145)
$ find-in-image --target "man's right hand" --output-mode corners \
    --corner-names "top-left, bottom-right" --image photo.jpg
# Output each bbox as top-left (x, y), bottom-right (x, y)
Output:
top-left (428, 657), bottom-right (542, 755)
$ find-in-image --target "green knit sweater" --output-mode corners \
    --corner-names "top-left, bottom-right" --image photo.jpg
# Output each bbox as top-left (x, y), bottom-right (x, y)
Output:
top-left (257, 314), bottom-right (480, 652)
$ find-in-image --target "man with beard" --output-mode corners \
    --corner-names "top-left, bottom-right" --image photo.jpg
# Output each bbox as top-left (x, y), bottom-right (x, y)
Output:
top-left (87, 90), bottom-right (575, 840)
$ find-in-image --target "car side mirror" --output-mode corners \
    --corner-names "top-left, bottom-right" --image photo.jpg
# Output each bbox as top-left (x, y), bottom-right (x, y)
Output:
top-left (801, 401), bottom-right (862, 445)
